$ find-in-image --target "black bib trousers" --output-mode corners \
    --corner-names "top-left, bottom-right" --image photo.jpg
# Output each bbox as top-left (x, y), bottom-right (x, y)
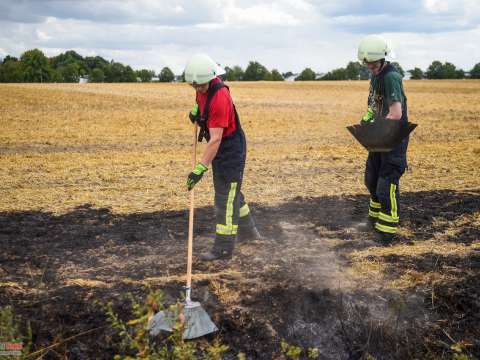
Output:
top-left (197, 81), bottom-right (256, 255)
top-left (212, 128), bottom-right (254, 254)
top-left (365, 65), bottom-right (409, 235)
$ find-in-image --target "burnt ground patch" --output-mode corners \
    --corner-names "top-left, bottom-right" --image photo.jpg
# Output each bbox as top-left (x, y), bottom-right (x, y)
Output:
top-left (0, 189), bottom-right (479, 359)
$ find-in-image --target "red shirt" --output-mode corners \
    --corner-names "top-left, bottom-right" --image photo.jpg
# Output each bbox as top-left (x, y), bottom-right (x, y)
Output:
top-left (196, 77), bottom-right (237, 138)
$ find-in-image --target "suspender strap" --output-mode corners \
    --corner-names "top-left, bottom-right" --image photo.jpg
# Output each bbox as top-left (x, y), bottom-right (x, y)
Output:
top-left (232, 104), bottom-right (241, 130)
top-left (375, 63), bottom-right (408, 122)
top-left (197, 80), bottom-right (241, 142)
top-left (375, 63), bottom-right (394, 119)
top-left (376, 63), bottom-right (395, 95)
top-left (203, 82), bottom-right (225, 121)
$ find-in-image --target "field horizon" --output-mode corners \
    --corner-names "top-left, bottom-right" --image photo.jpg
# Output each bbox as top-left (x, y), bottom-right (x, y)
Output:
top-left (1, 80), bottom-right (479, 214)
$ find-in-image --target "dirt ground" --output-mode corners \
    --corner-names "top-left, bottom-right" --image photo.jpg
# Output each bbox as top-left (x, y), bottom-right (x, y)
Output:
top-left (1, 190), bottom-right (479, 358)
top-left (0, 81), bottom-right (479, 359)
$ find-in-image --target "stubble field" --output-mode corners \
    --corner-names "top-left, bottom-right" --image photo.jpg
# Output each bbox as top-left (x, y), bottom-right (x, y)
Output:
top-left (0, 80), bottom-right (479, 359)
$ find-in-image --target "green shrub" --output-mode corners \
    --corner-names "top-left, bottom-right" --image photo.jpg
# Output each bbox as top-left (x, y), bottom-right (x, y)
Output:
top-left (0, 306), bottom-right (32, 358)
top-left (280, 340), bottom-right (319, 359)
top-left (102, 288), bottom-right (228, 359)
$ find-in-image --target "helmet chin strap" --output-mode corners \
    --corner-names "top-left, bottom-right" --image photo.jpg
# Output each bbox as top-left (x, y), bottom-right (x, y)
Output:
top-left (376, 59), bottom-right (387, 74)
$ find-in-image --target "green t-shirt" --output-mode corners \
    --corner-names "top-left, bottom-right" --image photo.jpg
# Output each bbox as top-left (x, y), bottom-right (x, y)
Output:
top-left (368, 65), bottom-right (406, 119)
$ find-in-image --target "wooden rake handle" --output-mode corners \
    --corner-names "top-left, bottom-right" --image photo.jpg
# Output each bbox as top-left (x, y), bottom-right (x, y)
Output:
top-left (186, 123), bottom-right (197, 300)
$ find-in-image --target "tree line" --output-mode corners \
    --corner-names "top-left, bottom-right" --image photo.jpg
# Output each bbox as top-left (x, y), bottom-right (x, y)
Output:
top-left (0, 48), bottom-right (175, 83)
top-left (222, 60), bottom-right (480, 81)
top-left (1, 48), bottom-right (479, 83)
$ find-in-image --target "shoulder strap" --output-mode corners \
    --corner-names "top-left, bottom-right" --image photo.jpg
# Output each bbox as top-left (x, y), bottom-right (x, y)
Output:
top-left (202, 80), bottom-right (242, 131)
top-left (373, 63), bottom-right (395, 118)
top-left (202, 81), bottom-right (226, 121)
top-left (377, 63), bottom-right (396, 91)
top-left (232, 104), bottom-right (241, 130)
top-left (375, 63), bottom-right (408, 122)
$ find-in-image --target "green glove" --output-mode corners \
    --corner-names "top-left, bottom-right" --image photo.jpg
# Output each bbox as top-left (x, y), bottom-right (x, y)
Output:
top-left (189, 104), bottom-right (199, 124)
top-left (361, 107), bottom-right (374, 123)
top-left (187, 163), bottom-right (208, 190)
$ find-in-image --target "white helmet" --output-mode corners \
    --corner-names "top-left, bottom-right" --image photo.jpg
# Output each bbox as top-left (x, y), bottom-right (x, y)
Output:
top-left (357, 35), bottom-right (390, 63)
top-left (184, 53), bottom-right (225, 85)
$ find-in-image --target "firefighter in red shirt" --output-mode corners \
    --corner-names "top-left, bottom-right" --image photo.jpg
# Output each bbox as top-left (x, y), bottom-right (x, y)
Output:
top-left (184, 54), bottom-right (261, 261)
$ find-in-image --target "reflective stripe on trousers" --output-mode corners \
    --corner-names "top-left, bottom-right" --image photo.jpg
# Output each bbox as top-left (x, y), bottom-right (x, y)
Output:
top-left (368, 198), bottom-right (381, 219)
top-left (216, 182), bottom-right (239, 235)
top-left (374, 183), bottom-right (399, 234)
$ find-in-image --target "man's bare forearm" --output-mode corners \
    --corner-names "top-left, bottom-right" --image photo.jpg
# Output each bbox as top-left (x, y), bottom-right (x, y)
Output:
top-left (199, 127), bottom-right (224, 167)
top-left (200, 138), bottom-right (221, 167)
top-left (386, 101), bottom-right (402, 120)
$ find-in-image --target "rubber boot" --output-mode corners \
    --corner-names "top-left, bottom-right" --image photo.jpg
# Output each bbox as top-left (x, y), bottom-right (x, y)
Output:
top-left (199, 248), bottom-right (232, 261)
top-left (375, 231), bottom-right (394, 245)
top-left (355, 217), bottom-right (376, 232)
top-left (237, 214), bottom-right (262, 243)
top-left (200, 234), bottom-right (234, 261)
top-left (237, 226), bottom-right (262, 243)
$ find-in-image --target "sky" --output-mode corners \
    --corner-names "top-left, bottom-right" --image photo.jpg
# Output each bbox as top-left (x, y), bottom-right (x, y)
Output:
top-left (0, 0), bottom-right (479, 74)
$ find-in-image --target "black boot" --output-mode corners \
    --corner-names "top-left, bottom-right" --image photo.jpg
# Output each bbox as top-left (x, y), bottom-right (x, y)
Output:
top-left (355, 217), bottom-right (376, 232)
top-left (375, 231), bottom-right (394, 245)
top-left (200, 234), bottom-right (235, 261)
top-left (199, 248), bottom-right (232, 261)
top-left (237, 226), bottom-right (262, 243)
top-left (237, 214), bottom-right (262, 243)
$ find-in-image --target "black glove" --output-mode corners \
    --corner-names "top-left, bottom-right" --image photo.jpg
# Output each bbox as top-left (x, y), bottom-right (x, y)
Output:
top-left (361, 107), bottom-right (374, 124)
top-left (189, 104), bottom-right (199, 124)
top-left (187, 163), bottom-right (208, 191)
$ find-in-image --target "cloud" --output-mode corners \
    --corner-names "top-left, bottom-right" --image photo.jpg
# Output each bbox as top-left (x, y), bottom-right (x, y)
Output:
top-left (318, 0), bottom-right (423, 17)
top-left (317, 0), bottom-right (480, 33)
top-left (0, 0), bottom-right (221, 26)
top-left (328, 12), bottom-right (475, 33)
top-left (0, 0), bottom-right (479, 74)
top-left (325, 0), bottom-right (480, 33)
top-left (0, 0), bottom-right (317, 29)
top-left (35, 29), bottom-right (51, 41)
top-left (223, 0), bottom-right (316, 26)
top-left (385, 27), bottom-right (480, 70)
top-left (1, 0), bottom-right (478, 32)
